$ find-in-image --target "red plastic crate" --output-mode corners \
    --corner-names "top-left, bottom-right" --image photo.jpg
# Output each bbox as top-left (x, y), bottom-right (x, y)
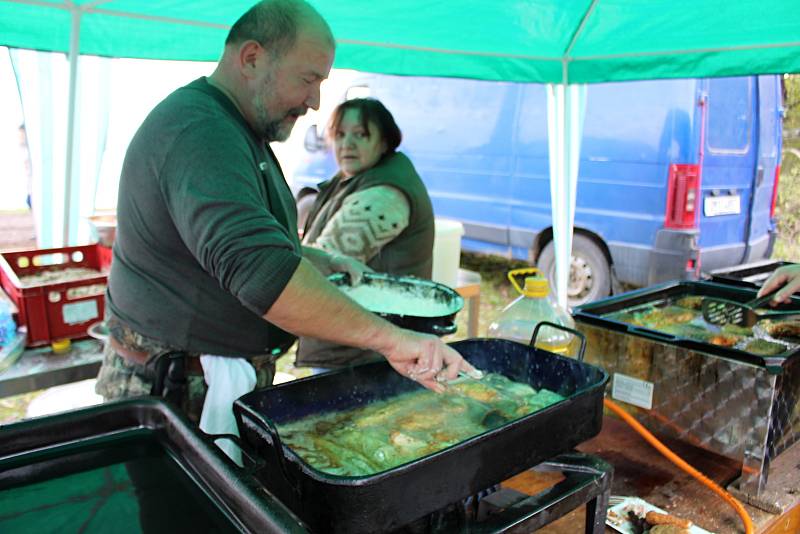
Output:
top-left (97, 244), bottom-right (113, 268)
top-left (0, 244), bottom-right (111, 347)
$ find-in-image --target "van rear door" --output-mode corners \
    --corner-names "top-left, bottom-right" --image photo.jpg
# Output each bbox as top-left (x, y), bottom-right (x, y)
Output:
top-left (749, 76), bottom-right (782, 261)
top-left (697, 77), bottom-right (759, 272)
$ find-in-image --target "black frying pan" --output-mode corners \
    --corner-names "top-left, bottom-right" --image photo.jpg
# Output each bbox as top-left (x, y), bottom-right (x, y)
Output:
top-left (329, 272), bottom-right (464, 336)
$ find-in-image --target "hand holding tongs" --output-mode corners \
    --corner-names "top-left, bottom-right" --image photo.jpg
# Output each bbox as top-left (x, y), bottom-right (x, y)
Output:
top-left (701, 291), bottom-right (799, 327)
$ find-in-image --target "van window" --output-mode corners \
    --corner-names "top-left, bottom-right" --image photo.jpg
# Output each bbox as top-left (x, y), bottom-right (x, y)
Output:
top-left (707, 77), bottom-right (752, 154)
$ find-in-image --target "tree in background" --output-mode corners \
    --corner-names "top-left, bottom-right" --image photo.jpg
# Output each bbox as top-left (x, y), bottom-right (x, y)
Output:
top-left (775, 75), bottom-right (800, 261)
top-left (784, 75), bottom-right (800, 135)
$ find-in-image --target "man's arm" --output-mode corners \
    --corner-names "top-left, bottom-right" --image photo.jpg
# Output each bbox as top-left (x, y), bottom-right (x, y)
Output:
top-left (264, 258), bottom-right (472, 392)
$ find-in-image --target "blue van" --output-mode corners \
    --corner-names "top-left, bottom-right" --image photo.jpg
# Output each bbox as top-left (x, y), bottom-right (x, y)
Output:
top-left (293, 74), bottom-right (783, 305)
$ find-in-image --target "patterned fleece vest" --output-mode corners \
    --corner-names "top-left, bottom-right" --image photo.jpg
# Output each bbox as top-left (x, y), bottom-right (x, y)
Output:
top-left (303, 151), bottom-right (434, 278)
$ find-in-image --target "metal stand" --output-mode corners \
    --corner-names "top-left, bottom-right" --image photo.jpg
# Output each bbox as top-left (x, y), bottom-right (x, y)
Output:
top-left (475, 451), bottom-right (612, 533)
top-left (398, 451), bottom-right (613, 533)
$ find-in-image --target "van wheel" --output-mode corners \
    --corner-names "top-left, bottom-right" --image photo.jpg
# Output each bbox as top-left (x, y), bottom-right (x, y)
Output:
top-left (537, 234), bottom-right (611, 307)
top-left (296, 193), bottom-right (318, 233)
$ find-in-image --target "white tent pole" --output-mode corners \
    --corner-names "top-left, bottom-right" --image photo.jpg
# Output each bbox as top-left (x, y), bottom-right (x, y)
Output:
top-left (546, 84), bottom-right (565, 306)
top-left (547, 83), bottom-right (586, 310)
top-left (62, 3), bottom-right (81, 246)
top-left (546, 3), bottom-right (594, 309)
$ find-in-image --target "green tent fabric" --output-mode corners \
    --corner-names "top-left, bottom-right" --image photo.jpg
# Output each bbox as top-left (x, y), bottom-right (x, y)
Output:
top-left (1, 0), bottom-right (799, 84)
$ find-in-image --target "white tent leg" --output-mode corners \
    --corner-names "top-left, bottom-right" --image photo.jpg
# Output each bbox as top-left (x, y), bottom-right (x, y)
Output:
top-left (546, 83), bottom-right (586, 309)
top-left (63, 6), bottom-right (81, 246)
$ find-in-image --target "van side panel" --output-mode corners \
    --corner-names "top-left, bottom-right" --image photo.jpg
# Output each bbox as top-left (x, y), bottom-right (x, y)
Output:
top-left (697, 77), bottom-right (756, 252)
top-left (383, 76), bottom-right (520, 252)
top-left (514, 79), bottom-right (698, 285)
top-left (750, 76), bottom-right (782, 259)
top-left (508, 84), bottom-right (549, 254)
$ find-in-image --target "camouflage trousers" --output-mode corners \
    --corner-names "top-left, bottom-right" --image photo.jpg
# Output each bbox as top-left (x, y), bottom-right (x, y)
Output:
top-left (95, 316), bottom-right (276, 423)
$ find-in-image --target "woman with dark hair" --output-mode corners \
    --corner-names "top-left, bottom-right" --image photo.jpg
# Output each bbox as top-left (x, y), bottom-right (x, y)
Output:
top-left (297, 98), bottom-right (435, 369)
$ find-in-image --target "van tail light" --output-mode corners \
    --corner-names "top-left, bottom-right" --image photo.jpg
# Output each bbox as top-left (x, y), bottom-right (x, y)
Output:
top-left (686, 257), bottom-right (701, 277)
top-left (770, 164), bottom-right (781, 219)
top-left (665, 164), bottom-right (701, 229)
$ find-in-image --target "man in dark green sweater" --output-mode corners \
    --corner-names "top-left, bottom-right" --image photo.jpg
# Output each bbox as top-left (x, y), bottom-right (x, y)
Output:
top-left (95, 0), bottom-right (474, 421)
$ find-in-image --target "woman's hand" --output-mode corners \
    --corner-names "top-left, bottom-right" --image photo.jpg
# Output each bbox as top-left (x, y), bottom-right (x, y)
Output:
top-left (758, 264), bottom-right (800, 304)
top-left (329, 253), bottom-right (373, 285)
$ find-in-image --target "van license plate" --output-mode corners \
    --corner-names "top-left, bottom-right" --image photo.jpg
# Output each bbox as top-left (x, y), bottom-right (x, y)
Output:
top-left (704, 195), bottom-right (741, 217)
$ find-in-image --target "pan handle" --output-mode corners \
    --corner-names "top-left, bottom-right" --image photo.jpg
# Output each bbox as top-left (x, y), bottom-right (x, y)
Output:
top-left (235, 409), bottom-right (303, 498)
top-left (530, 321), bottom-right (587, 362)
top-left (430, 322), bottom-right (458, 336)
top-left (205, 432), bottom-right (265, 473)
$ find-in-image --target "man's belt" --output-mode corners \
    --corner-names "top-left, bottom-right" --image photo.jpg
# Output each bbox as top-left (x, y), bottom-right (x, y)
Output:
top-left (109, 335), bottom-right (203, 375)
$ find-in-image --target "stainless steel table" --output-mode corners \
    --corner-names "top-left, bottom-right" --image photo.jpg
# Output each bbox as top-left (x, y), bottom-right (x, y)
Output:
top-left (0, 339), bottom-right (103, 398)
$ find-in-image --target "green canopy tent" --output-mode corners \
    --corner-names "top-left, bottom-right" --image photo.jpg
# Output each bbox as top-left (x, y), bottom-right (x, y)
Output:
top-left (2, 0), bottom-right (799, 305)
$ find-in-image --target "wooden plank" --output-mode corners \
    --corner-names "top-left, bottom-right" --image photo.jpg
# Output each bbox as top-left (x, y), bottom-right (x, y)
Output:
top-left (761, 504), bottom-right (800, 534)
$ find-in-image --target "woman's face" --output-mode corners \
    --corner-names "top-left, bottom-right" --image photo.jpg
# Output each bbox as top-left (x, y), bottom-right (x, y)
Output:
top-left (333, 108), bottom-right (387, 178)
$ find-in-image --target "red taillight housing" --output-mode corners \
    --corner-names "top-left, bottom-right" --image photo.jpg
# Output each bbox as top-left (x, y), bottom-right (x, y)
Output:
top-left (770, 164), bottom-right (781, 219)
top-left (665, 164), bottom-right (700, 229)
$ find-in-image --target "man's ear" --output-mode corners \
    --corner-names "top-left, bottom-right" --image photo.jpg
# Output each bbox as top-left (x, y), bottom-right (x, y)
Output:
top-left (238, 40), bottom-right (264, 80)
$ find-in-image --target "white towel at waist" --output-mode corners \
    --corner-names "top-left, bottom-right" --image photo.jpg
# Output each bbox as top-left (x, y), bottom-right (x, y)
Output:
top-left (199, 355), bottom-right (257, 467)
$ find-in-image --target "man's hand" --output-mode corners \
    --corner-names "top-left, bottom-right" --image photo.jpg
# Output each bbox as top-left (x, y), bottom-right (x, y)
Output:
top-left (329, 253), bottom-right (373, 285)
top-left (378, 330), bottom-right (479, 393)
top-left (758, 264), bottom-right (800, 305)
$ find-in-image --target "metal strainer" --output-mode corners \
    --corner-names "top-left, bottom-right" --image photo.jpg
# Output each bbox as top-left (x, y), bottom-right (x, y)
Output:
top-left (701, 293), bottom-right (799, 327)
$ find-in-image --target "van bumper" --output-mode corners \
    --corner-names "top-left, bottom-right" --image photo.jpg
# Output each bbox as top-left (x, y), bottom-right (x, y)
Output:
top-left (699, 233), bottom-right (774, 273)
top-left (765, 227), bottom-right (778, 258)
top-left (644, 229), bottom-right (775, 286)
top-left (646, 229), bottom-right (700, 285)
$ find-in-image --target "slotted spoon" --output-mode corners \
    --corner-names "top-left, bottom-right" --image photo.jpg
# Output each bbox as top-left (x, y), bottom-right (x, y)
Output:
top-left (701, 292), bottom-right (799, 327)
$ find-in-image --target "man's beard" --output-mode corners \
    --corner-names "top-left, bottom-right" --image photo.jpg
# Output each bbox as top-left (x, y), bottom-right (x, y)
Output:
top-left (254, 102), bottom-right (287, 142)
top-left (253, 74), bottom-right (304, 142)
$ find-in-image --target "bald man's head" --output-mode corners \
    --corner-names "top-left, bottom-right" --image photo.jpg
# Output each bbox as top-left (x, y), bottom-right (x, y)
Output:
top-left (226, 0), bottom-right (334, 61)
top-left (212, 0), bottom-right (335, 141)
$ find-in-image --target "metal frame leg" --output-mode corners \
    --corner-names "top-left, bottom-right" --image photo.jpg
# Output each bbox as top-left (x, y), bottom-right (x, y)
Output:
top-left (466, 451), bottom-right (614, 533)
top-left (585, 490), bottom-right (610, 534)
